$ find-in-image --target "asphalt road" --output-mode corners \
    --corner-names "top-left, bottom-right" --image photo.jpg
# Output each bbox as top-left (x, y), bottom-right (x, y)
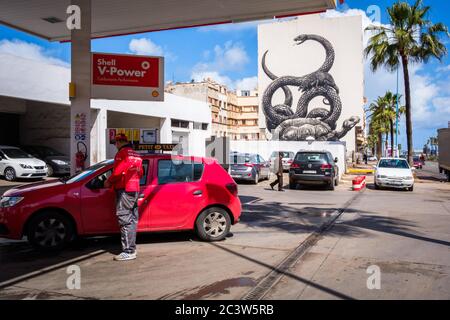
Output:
top-left (0, 164), bottom-right (449, 300)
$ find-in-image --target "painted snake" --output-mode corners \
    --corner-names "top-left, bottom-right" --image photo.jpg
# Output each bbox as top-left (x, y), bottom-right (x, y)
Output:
top-left (261, 34), bottom-right (360, 140)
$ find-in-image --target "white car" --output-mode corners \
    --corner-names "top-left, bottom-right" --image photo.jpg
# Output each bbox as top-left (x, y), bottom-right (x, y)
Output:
top-left (374, 157), bottom-right (414, 191)
top-left (0, 146), bottom-right (48, 181)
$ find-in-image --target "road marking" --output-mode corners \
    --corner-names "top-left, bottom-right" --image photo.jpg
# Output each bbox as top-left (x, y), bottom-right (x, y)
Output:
top-left (0, 250), bottom-right (107, 289)
top-left (241, 191), bottom-right (363, 300)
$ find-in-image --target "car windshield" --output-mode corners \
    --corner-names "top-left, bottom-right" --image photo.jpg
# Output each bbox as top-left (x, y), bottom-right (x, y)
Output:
top-left (1, 148), bottom-right (33, 159)
top-left (36, 146), bottom-right (64, 156)
top-left (65, 160), bottom-right (114, 184)
top-left (295, 153), bottom-right (327, 162)
top-left (378, 159), bottom-right (410, 169)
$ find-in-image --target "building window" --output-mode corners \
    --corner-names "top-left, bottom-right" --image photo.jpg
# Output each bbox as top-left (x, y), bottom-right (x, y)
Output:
top-left (241, 90), bottom-right (250, 96)
top-left (171, 119), bottom-right (189, 128)
top-left (202, 123), bottom-right (208, 130)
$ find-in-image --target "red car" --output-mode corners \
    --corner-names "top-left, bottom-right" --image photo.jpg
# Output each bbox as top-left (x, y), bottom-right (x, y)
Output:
top-left (413, 156), bottom-right (423, 169)
top-left (0, 155), bottom-right (241, 251)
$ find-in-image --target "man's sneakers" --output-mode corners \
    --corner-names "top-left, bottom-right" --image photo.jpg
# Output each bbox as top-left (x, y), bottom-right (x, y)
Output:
top-left (113, 252), bottom-right (137, 261)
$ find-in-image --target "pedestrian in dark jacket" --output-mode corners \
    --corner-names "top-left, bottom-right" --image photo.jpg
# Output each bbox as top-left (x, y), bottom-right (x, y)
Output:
top-left (270, 152), bottom-right (284, 191)
top-left (104, 133), bottom-right (143, 261)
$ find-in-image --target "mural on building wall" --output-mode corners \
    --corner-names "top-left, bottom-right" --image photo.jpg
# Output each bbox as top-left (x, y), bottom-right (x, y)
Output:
top-left (261, 34), bottom-right (360, 141)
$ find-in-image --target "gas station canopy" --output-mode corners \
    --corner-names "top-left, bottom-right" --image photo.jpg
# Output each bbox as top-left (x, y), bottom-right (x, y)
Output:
top-left (0, 0), bottom-right (336, 41)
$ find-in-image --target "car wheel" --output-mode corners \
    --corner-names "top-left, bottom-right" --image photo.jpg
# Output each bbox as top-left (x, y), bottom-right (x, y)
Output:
top-left (374, 181), bottom-right (380, 190)
top-left (289, 181), bottom-right (297, 189)
top-left (195, 207), bottom-right (231, 242)
top-left (328, 180), bottom-right (335, 191)
top-left (27, 211), bottom-right (75, 252)
top-left (47, 165), bottom-right (54, 177)
top-left (253, 172), bottom-right (259, 184)
top-left (4, 167), bottom-right (16, 181)
top-left (409, 185), bottom-right (414, 192)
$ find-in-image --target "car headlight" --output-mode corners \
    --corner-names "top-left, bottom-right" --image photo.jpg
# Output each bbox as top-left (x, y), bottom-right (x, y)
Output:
top-left (52, 160), bottom-right (68, 166)
top-left (0, 196), bottom-right (24, 208)
top-left (20, 164), bottom-right (33, 169)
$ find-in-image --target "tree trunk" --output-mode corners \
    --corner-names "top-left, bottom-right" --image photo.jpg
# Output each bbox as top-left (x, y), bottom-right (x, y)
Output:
top-left (401, 54), bottom-right (413, 165)
top-left (390, 119), bottom-right (394, 156)
top-left (377, 132), bottom-right (382, 159)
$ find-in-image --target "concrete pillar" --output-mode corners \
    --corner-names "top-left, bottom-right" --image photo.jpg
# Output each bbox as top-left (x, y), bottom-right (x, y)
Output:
top-left (89, 107), bottom-right (107, 163)
top-left (70, 0), bottom-right (91, 174)
top-left (159, 117), bottom-right (172, 143)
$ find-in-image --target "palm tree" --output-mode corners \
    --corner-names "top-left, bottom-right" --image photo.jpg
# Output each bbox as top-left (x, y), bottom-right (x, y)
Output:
top-left (365, 0), bottom-right (448, 164)
top-left (379, 91), bottom-right (405, 154)
top-left (367, 96), bottom-right (391, 158)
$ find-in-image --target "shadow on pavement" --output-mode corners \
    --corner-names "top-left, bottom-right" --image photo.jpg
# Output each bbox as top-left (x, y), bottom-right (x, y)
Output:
top-left (0, 231), bottom-right (199, 289)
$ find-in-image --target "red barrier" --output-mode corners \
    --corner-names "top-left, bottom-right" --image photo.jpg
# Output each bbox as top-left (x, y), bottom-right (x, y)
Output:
top-left (352, 175), bottom-right (366, 191)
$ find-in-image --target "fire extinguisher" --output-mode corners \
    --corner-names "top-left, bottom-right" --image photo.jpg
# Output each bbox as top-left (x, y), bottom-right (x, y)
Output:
top-left (75, 141), bottom-right (87, 172)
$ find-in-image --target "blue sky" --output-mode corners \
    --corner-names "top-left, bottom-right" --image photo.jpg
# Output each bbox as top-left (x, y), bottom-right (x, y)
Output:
top-left (0, 0), bottom-right (449, 150)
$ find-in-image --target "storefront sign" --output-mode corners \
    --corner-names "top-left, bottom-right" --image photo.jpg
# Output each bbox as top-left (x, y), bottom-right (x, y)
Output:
top-left (137, 144), bottom-right (176, 151)
top-left (92, 52), bottom-right (164, 101)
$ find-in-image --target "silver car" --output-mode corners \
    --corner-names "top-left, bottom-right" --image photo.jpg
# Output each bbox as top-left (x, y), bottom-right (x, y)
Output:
top-left (229, 153), bottom-right (270, 184)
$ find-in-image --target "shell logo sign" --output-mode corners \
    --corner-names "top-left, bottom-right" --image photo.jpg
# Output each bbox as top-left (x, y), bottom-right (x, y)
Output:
top-left (91, 52), bottom-right (164, 101)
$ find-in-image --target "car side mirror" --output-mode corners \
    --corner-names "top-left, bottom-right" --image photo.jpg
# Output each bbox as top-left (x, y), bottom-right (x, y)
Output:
top-left (334, 157), bottom-right (338, 163)
top-left (372, 165), bottom-right (377, 169)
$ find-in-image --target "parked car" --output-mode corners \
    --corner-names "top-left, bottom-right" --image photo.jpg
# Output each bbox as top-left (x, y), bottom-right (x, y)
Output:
top-left (374, 157), bottom-right (414, 191)
top-left (0, 155), bottom-right (241, 251)
top-left (21, 145), bottom-right (70, 177)
top-left (289, 150), bottom-right (339, 190)
top-left (0, 145), bottom-right (48, 181)
top-left (270, 151), bottom-right (295, 171)
top-left (412, 156), bottom-right (423, 169)
top-left (229, 153), bottom-right (270, 184)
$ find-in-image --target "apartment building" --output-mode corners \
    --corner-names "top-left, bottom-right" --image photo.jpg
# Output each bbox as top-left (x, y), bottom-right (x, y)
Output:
top-left (166, 79), bottom-right (265, 140)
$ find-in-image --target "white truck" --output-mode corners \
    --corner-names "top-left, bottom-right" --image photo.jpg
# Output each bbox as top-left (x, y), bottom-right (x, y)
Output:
top-left (438, 128), bottom-right (450, 182)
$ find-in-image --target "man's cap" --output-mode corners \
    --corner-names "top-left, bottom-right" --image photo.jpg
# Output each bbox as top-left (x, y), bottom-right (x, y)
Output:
top-left (112, 133), bottom-right (128, 143)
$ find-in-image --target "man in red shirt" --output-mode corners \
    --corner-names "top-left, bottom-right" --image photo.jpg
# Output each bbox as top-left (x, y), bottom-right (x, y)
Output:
top-left (104, 134), bottom-right (143, 261)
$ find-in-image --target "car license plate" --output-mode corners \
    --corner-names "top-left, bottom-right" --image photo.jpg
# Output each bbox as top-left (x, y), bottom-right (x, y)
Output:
top-left (37, 170), bottom-right (46, 173)
top-left (303, 170), bottom-right (316, 174)
top-left (231, 175), bottom-right (240, 178)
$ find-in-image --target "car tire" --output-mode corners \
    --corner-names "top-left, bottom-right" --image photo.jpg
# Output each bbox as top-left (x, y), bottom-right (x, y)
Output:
top-left (27, 211), bottom-right (75, 252)
top-left (289, 181), bottom-right (297, 189)
top-left (195, 207), bottom-right (231, 242)
top-left (328, 180), bottom-right (335, 191)
top-left (253, 172), bottom-right (259, 184)
top-left (374, 181), bottom-right (380, 190)
top-left (47, 165), bottom-right (54, 177)
top-left (408, 185), bottom-right (414, 192)
top-left (4, 167), bottom-right (16, 182)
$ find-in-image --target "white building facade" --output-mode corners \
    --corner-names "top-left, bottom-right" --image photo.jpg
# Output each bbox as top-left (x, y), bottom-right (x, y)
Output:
top-left (258, 14), bottom-right (365, 156)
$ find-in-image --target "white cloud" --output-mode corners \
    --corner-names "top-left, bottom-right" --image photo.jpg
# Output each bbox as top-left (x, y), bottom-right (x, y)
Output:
top-left (235, 76), bottom-right (258, 91)
top-left (0, 39), bottom-right (69, 67)
top-left (129, 37), bottom-right (164, 56)
top-left (190, 41), bottom-right (252, 90)
top-left (194, 41), bottom-right (249, 73)
top-left (0, 40), bottom-right (70, 104)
